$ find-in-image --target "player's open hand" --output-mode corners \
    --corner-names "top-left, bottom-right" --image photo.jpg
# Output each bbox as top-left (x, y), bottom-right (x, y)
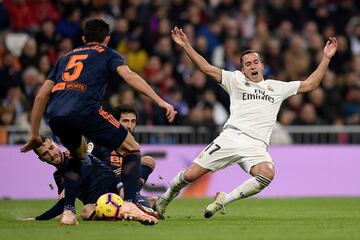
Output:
top-left (159, 101), bottom-right (177, 123)
top-left (171, 26), bottom-right (189, 48)
top-left (323, 37), bottom-right (338, 59)
top-left (20, 135), bottom-right (43, 153)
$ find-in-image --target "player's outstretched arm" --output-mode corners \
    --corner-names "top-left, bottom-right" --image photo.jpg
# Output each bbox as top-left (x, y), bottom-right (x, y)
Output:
top-left (297, 37), bottom-right (338, 94)
top-left (20, 80), bottom-right (54, 152)
top-left (116, 65), bottom-right (176, 122)
top-left (171, 26), bottom-right (221, 83)
top-left (121, 202), bottom-right (158, 225)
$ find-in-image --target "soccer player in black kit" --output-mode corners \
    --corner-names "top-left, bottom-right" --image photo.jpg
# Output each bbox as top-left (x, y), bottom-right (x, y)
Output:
top-left (24, 137), bottom-right (158, 224)
top-left (20, 19), bottom-right (176, 225)
top-left (88, 106), bottom-right (156, 207)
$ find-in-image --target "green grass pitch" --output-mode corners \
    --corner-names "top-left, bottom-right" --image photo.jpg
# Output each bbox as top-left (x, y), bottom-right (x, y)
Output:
top-left (1, 198), bottom-right (359, 240)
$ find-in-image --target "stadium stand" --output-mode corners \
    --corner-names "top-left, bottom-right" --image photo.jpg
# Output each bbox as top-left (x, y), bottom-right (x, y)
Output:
top-left (0, 0), bottom-right (359, 144)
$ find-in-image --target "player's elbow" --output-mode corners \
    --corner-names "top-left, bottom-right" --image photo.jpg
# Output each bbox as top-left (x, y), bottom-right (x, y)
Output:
top-left (200, 65), bottom-right (221, 83)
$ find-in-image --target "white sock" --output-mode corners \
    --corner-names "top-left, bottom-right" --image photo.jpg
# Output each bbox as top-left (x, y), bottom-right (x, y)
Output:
top-left (223, 175), bottom-right (271, 205)
top-left (161, 170), bottom-right (190, 201)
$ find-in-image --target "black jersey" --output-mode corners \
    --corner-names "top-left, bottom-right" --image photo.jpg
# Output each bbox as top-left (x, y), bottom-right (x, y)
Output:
top-left (46, 44), bottom-right (126, 117)
top-left (54, 153), bottom-right (120, 204)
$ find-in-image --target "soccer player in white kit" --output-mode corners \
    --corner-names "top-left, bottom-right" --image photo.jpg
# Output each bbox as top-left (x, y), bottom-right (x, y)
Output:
top-left (155, 26), bottom-right (338, 218)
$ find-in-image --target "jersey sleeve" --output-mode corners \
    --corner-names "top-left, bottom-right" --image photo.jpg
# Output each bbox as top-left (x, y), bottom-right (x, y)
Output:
top-left (46, 60), bottom-right (61, 82)
top-left (35, 199), bottom-right (64, 220)
top-left (220, 70), bottom-right (244, 94)
top-left (280, 81), bottom-right (301, 99)
top-left (107, 49), bottom-right (126, 72)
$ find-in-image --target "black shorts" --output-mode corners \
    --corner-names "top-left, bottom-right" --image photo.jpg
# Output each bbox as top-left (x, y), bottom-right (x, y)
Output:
top-left (48, 107), bottom-right (128, 152)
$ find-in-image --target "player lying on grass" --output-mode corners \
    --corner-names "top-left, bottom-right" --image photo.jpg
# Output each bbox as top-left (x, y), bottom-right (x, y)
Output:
top-left (22, 136), bottom-right (158, 225)
top-left (155, 27), bottom-right (338, 218)
top-left (88, 106), bottom-right (156, 207)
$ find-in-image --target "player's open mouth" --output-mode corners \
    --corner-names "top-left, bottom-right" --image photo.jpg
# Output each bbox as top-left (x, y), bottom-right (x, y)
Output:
top-left (251, 71), bottom-right (258, 77)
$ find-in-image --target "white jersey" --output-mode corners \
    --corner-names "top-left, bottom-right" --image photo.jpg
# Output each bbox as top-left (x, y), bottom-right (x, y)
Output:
top-left (220, 69), bottom-right (300, 145)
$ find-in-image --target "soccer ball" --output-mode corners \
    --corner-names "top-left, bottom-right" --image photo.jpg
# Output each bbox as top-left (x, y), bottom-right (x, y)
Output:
top-left (95, 193), bottom-right (124, 220)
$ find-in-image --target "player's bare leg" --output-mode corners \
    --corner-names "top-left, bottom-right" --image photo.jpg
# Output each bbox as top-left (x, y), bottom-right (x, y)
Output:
top-left (204, 162), bottom-right (274, 218)
top-left (155, 163), bottom-right (209, 216)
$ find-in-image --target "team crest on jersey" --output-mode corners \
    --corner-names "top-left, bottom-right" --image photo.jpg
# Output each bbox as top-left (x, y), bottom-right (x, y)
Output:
top-left (87, 142), bottom-right (94, 153)
top-left (267, 85), bottom-right (274, 91)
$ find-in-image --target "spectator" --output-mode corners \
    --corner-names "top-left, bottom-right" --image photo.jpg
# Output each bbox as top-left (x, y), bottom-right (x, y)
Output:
top-left (283, 34), bottom-right (310, 81)
top-left (2, 86), bottom-right (25, 123)
top-left (0, 0), bottom-right (360, 132)
top-left (4, 0), bottom-right (37, 31)
top-left (294, 103), bottom-right (324, 125)
top-left (20, 67), bottom-right (42, 105)
top-left (117, 33), bottom-right (149, 74)
top-left (19, 38), bottom-right (39, 69)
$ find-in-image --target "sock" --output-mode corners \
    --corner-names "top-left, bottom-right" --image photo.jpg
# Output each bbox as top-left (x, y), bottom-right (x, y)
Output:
top-left (161, 170), bottom-right (190, 201)
top-left (137, 164), bottom-right (153, 192)
top-left (223, 175), bottom-right (272, 205)
top-left (122, 151), bottom-right (141, 202)
top-left (63, 157), bottom-right (82, 213)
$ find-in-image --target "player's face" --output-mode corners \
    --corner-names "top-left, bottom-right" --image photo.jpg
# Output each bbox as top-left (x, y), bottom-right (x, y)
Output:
top-left (37, 139), bottom-right (63, 166)
top-left (241, 53), bottom-right (264, 83)
top-left (119, 113), bottom-right (137, 133)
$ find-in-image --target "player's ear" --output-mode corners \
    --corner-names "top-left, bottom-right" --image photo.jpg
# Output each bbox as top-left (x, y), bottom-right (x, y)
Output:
top-left (104, 35), bottom-right (110, 45)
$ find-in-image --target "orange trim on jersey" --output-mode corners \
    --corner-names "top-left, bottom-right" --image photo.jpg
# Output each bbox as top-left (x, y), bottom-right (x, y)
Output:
top-left (98, 107), bottom-right (120, 128)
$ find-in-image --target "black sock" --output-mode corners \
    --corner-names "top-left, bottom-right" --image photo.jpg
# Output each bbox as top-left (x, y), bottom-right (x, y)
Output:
top-left (137, 164), bottom-right (153, 192)
top-left (122, 151), bottom-right (141, 202)
top-left (63, 157), bottom-right (82, 213)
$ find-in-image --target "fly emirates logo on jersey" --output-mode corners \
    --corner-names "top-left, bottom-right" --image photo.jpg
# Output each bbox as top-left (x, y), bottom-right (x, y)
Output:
top-left (242, 88), bottom-right (275, 103)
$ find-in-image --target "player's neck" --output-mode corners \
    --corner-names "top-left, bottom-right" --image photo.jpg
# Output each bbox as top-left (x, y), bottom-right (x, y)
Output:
top-left (86, 42), bottom-right (102, 45)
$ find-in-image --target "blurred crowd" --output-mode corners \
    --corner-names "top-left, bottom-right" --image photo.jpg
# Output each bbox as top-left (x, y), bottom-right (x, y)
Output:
top-left (1, 0), bottom-right (360, 140)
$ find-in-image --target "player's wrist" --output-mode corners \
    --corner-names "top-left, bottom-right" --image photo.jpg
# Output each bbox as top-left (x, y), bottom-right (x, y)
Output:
top-left (323, 54), bottom-right (332, 60)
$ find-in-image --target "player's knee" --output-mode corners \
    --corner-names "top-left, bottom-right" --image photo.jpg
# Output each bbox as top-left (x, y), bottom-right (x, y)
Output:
top-left (183, 164), bottom-right (209, 182)
top-left (141, 156), bottom-right (156, 170)
top-left (118, 135), bottom-right (140, 152)
top-left (131, 141), bottom-right (140, 151)
top-left (251, 162), bottom-right (275, 180)
top-left (183, 170), bottom-right (195, 182)
top-left (261, 166), bottom-right (275, 180)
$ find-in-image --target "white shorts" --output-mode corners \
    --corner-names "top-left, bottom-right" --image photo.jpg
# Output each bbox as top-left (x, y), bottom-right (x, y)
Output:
top-left (193, 128), bottom-right (273, 173)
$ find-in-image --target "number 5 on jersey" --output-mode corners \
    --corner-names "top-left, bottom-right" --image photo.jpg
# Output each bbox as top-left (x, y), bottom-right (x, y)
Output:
top-left (62, 54), bottom-right (88, 81)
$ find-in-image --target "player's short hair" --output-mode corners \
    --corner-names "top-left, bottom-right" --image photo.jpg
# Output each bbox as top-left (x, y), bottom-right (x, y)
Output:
top-left (83, 18), bottom-right (110, 43)
top-left (33, 136), bottom-right (52, 156)
top-left (115, 105), bottom-right (138, 120)
top-left (240, 49), bottom-right (261, 67)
